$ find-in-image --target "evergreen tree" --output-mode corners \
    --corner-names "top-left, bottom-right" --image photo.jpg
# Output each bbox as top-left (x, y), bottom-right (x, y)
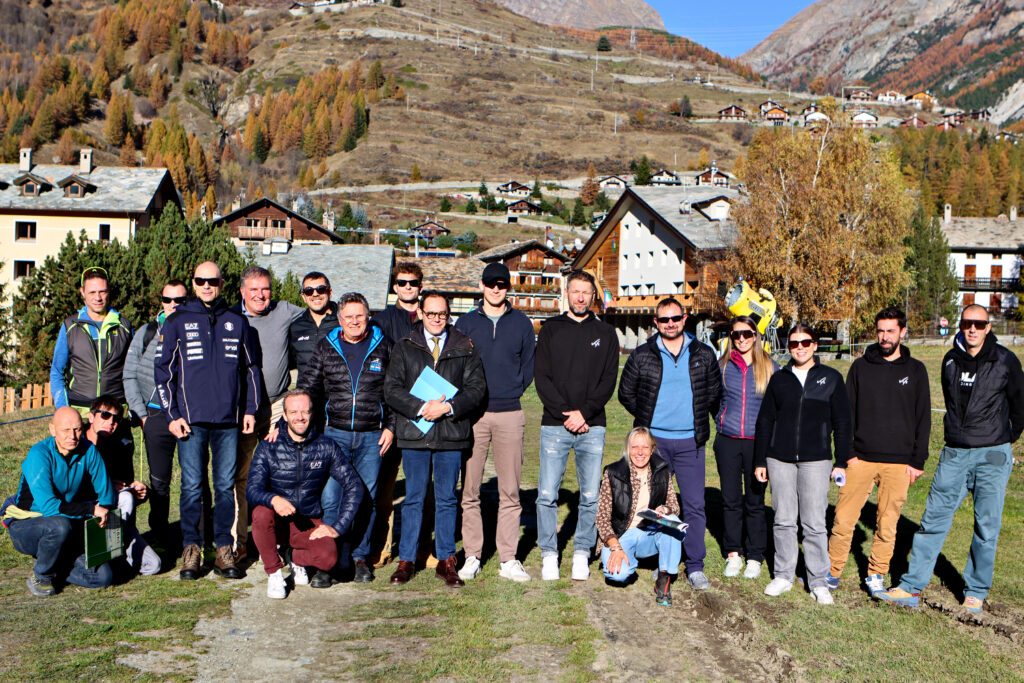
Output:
top-left (440, 195), bottom-right (451, 212)
top-left (479, 180), bottom-right (489, 196)
top-left (905, 210), bottom-right (958, 328)
top-left (571, 198), bottom-right (586, 226)
top-left (597, 35), bottom-right (612, 52)
top-left (531, 179), bottom-right (543, 198)
top-left (0, 270), bottom-right (16, 384)
top-left (465, 198), bottom-right (478, 214)
top-left (411, 163), bottom-right (422, 182)
top-left (595, 192), bottom-right (611, 211)
top-left (634, 155), bottom-right (652, 185)
top-left (679, 95), bottom-right (692, 118)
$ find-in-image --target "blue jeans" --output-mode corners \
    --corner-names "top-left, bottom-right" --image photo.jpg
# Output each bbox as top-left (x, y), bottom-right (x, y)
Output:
top-left (898, 443), bottom-right (1014, 600)
top-left (177, 423), bottom-right (238, 549)
top-left (322, 427), bottom-right (382, 561)
top-left (536, 425), bottom-right (606, 557)
top-left (398, 449), bottom-right (462, 562)
top-left (600, 521), bottom-right (684, 582)
top-left (8, 516), bottom-right (113, 588)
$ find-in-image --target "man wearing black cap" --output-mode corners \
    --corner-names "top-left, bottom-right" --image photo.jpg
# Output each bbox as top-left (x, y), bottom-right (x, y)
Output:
top-left (454, 263), bottom-right (536, 582)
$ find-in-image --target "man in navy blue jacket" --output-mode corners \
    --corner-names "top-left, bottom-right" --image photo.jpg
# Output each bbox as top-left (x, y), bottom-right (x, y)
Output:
top-left (454, 263), bottom-right (535, 582)
top-left (154, 261), bottom-right (262, 582)
top-left (247, 389), bottom-right (363, 598)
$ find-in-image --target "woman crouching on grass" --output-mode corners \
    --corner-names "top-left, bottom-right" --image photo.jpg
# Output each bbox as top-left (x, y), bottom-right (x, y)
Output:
top-left (753, 324), bottom-right (851, 605)
top-left (596, 427), bottom-right (684, 607)
top-left (714, 316), bottom-right (778, 580)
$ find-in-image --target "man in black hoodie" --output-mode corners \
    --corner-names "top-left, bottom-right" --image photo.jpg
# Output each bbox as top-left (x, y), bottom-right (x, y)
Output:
top-left (534, 270), bottom-right (619, 582)
top-left (881, 304), bottom-right (1024, 614)
top-left (827, 307), bottom-right (930, 597)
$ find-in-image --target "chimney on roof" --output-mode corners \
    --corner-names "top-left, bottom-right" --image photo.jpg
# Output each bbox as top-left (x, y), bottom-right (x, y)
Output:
top-left (79, 149), bottom-right (94, 175)
top-left (1011, 206), bottom-right (1018, 223)
top-left (19, 148), bottom-right (32, 173)
top-left (944, 203), bottom-right (952, 224)
top-left (232, 196), bottom-right (241, 212)
top-left (711, 160), bottom-right (717, 173)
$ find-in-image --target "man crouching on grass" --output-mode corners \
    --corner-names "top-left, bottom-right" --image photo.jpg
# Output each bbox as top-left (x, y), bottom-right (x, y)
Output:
top-left (2, 407), bottom-right (117, 596)
top-left (246, 389), bottom-right (363, 599)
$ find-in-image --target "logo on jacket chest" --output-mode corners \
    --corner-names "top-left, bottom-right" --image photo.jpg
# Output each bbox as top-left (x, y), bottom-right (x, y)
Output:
top-left (591, 338), bottom-right (601, 348)
top-left (369, 359), bottom-right (383, 373)
top-left (224, 321), bottom-right (234, 332)
top-left (959, 371), bottom-right (976, 388)
top-left (816, 377), bottom-right (827, 386)
top-left (899, 376), bottom-right (909, 386)
top-left (308, 460), bottom-right (324, 469)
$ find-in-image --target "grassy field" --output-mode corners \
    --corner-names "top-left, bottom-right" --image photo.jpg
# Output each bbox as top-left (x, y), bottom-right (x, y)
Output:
top-left (2, 345), bottom-right (1024, 680)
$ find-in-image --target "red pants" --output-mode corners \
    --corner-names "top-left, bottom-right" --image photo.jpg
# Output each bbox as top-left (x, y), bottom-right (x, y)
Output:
top-left (251, 506), bottom-right (338, 575)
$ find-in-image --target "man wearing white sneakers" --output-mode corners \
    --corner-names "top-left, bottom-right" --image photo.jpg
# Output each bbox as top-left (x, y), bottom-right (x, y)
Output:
top-left (455, 264), bottom-right (535, 583)
top-left (246, 390), bottom-right (363, 598)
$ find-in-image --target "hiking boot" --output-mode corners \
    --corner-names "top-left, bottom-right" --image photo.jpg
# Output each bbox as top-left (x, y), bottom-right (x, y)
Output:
top-left (354, 560), bottom-right (374, 583)
top-left (864, 573), bottom-right (885, 597)
top-left (724, 553), bottom-right (744, 577)
top-left (743, 560), bottom-right (762, 579)
top-left (499, 559), bottom-right (531, 582)
top-left (458, 555), bottom-right (481, 580)
top-left (811, 586), bottom-right (834, 605)
top-left (26, 574), bottom-right (55, 597)
top-left (963, 596), bottom-right (984, 614)
top-left (825, 575), bottom-right (840, 591)
top-left (878, 587), bottom-right (920, 609)
top-left (764, 577), bottom-right (793, 597)
top-left (541, 554), bottom-right (559, 581)
top-left (180, 543), bottom-right (202, 580)
top-left (267, 569), bottom-right (287, 599)
top-left (310, 569), bottom-right (334, 588)
top-left (654, 570), bottom-right (672, 607)
top-left (213, 545), bottom-right (243, 579)
top-left (687, 571), bottom-right (711, 591)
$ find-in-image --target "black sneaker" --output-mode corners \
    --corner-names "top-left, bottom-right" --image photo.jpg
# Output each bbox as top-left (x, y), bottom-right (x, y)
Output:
top-left (26, 575), bottom-right (55, 597)
top-left (354, 560), bottom-right (374, 583)
top-left (310, 569), bottom-right (334, 588)
top-left (654, 570), bottom-right (672, 607)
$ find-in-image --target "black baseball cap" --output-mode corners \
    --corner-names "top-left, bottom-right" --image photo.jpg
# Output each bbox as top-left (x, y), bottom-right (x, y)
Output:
top-left (481, 263), bottom-right (511, 286)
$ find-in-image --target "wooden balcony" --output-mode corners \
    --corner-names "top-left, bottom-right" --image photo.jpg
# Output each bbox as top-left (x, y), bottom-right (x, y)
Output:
top-left (238, 226), bottom-right (292, 241)
top-left (957, 277), bottom-right (1021, 292)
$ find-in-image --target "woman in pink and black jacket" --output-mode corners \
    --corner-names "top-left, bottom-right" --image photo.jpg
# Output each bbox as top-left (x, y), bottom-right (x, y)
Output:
top-left (714, 315), bottom-right (778, 579)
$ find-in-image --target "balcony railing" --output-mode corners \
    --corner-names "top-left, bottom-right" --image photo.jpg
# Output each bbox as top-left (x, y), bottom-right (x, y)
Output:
top-left (238, 226), bottom-right (292, 241)
top-left (957, 277), bottom-right (1022, 292)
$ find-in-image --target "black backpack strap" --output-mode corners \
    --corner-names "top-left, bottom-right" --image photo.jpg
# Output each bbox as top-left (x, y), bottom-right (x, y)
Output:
top-left (141, 320), bottom-right (158, 354)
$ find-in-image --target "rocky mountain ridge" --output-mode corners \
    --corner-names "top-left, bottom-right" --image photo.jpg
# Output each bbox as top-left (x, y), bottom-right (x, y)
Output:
top-left (493, 0), bottom-right (664, 31)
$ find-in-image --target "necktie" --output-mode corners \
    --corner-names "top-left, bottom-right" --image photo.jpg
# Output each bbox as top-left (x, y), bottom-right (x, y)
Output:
top-left (431, 337), bottom-right (440, 363)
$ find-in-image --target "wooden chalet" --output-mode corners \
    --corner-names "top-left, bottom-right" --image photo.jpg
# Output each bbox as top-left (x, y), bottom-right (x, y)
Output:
top-left (763, 107), bottom-right (789, 126)
top-left (804, 111), bottom-right (830, 127)
top-left (851, 111), bottom-right (878, 128)
top-left (650, 169), bottom-right (681, 186)
top-left (496, 180), bottom-right (532, 198)
top-left (944, 111), bottom-right (967, 125)
top-left (216, 197), bottom-right (342, 244)
top-left (694, 164), bottom-right (733, 188)
top-left (969, 109), bottom-right (991, 122)
top-left (935, 119), bottom-right (958, 131)
top-left (411, 219), bottom-right (451, 240)
top-left (507, 199), bottom-right (542, 216)
top-left (759, 100), bottom-right (781, 116)
top-left (718, 105), bottom-right (747, 122)
top-left (996, 131), bottom-right (1022, 145)
top-left (598, 175), bottom-right (629, 190)
top-left (877, 90), bottom-right (906, 103)
top-left (848, 88), bottom-right (873, 102)
top-left (476, 239), bottom-right (570, 319)
top-left (901, 114), bottom-right (927, 128)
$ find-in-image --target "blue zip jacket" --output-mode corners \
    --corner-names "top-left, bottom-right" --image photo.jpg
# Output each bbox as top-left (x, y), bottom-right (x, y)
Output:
top-left (716, 351), bottom-right (779, 439)
top-left (154, 297), bottom-right (262, 425)
top-left (13, 436), bottom-right (116, 518)
top-left (454, 301), bottom-right (535, 412)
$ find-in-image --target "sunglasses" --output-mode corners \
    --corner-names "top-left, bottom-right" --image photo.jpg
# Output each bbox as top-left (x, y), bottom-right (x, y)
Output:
top-left (81, 266), bottom-right (108, 286)
top-left (161, 296), bottom-right (187, 304)
top-left (959, 319), bottom-right (989, 330)
top-left (395, 278), bottom-right (421, 288)
top-left (483, 280), bottom-right (509, 290)
top-left (655, 315), bottom-right (684, 324)
top-left (788, 338), bottom-right (815, 349)
top-left (93, 409), bottom-right (120, 421)
top-left (730, 330), bottom-right (755, 341)
top-left (301, 285), bottom-right (330, 296)
top-left (193, 276), bottom-right (222, 287)
top-left (423, 311), bottom-right (449, 320)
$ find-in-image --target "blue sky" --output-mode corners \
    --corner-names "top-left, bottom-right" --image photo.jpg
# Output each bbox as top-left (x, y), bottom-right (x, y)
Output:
top-left (645, 0), bottom-right (817, 58)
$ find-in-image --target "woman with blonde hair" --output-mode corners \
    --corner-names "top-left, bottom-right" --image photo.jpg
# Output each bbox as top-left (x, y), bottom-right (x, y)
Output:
top-left (714, 316), bottom-right (778, 579)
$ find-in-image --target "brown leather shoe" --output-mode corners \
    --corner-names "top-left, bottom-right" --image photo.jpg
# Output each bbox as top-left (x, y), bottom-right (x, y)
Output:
top-left (435, 556), bottom-right (465, 588)
top-left (179, 543), bottom-right (202, 580)
top-left (390, 560), bottom-right (415, 585)
top-left (213, 545), bottom-right (243, 579)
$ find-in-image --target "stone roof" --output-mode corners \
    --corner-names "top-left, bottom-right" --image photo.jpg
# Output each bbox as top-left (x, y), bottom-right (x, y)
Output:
top-left (626, 186), bottom-right (741, 250)
top-left (475, 239), bottom-right (569, 263)
top-left (941, 217), bottom-right (1024, 251)
top-left (247, 244), bottom-right (395, 311)
top-left (0, 164), bottom-right (172, 214)
top-left (401, 256), bottom-right (484, 292)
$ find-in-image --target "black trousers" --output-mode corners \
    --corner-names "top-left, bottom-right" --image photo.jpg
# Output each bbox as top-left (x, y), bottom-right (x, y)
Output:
top-left (713, 434), bottom-right (767, 562)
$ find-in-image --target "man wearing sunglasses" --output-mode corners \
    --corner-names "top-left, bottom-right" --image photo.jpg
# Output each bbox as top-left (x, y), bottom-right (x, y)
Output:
top-left (124, 279), bottom-right (189, 548)
top-left (155, 261), bottom-right (262, 581)
top-left (289, 271), bottom-right (339, 381)
top-left (619, 297), bottom-right (722, 591)
top-left (454, 263), bottom-right (535, 582)
top-left (881, 305), bottom-right (1024, 614)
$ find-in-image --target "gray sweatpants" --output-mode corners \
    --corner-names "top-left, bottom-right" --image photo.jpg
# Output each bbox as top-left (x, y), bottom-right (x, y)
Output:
top-left (766, 458), bottom-right (831, 589)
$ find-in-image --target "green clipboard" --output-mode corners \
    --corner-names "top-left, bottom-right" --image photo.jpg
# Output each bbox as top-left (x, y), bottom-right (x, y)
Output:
top-left (85, 508), bottom-right (123, 568)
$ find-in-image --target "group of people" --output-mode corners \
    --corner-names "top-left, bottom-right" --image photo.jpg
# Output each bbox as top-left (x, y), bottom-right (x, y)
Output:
top-left (3, 260), bottom-right (1021, 615)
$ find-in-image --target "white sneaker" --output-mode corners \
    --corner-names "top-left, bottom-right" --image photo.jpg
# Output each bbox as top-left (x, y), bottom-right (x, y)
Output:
top-left (571, 553), bottom-right (590, 581)
top-left (743, 560), bottom-right (762, 579)
top-left (864, 573), bottom-right (885, 596)
top-left (498, 559), bottom-right (531, 582)
top-left (724, 553), bottom-right (744, 577)
top-left (458, 555), bottom-right (481, 580)
top-left (267, 569), bottom-right (287, 599)
top-left (764, 577), bottom-right (793, 597)
top-left (812, 586), bottom-right (835, 605)
top-left (290, 563), bottom-right (309, 586)
top-left (541, 555), bottom-right (560, 581)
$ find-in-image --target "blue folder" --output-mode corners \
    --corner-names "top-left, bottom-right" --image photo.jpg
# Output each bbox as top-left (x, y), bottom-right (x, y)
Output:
top-left (410, 366), bottom-right (459, 434)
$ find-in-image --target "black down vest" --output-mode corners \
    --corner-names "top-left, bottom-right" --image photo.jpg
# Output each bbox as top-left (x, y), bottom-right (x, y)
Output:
top-left (606, 455), bottom-right (672, 539)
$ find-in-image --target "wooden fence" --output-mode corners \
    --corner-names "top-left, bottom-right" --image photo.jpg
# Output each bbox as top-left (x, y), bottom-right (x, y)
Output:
top-left (0, 383), bottom-right (53, 415)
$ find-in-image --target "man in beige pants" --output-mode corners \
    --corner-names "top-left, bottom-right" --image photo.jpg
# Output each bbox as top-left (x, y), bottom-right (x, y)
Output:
top-left (454, 263), bottom-right (536, 581)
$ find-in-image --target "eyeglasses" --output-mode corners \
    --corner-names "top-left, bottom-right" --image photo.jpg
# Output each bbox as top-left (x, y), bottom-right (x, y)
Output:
top-left (193, 276), bottom-right (222, 287)
top-left (960, 319), bottom-right (989, 330)
top-left (302, 285), bottom-right (330, 296)
top-left (161, 296), bottom-right (187, 304)
top-left (730, 330), bottom-right (755, 341)
top-left (395, 278), bottom-right (421, 288)
top-left (655, 315), bottom-right (684, 324)
top-left (81, 266), bottom-right (108, 286)
top-left (483, 280), bottom-right (510, 290)
top-left (788, 339), bottom-right (815, 349)
top-left (422, 311), bottom-right (449, 320)
top-left (93, 409), bottom-right (120, 421)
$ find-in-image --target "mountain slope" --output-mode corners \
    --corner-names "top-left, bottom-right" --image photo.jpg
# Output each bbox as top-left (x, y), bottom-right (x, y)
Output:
top-left (494, 0), bottom-right (664, 30)
top-left (742, 0), bottom-right (1024, 123)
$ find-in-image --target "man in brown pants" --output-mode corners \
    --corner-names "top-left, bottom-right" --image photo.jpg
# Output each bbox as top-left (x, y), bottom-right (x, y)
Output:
top-left (454, 263), bottom-right (536, 581)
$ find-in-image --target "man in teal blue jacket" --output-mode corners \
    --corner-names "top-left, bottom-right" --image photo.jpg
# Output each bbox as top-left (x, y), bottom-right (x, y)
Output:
top-left (2, 407), bottom-right (117, 596)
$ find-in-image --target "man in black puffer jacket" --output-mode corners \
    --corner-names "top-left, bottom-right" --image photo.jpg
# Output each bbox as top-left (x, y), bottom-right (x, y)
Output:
top-left (384, 292), bottom-right (487, 587)
top-left (246, 390), bottom-right (363, 598)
